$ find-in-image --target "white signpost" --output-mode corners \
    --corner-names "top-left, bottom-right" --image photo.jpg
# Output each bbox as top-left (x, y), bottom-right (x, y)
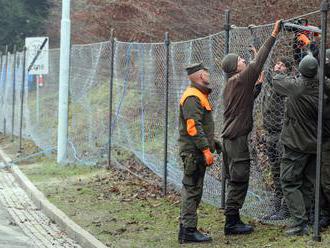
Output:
top-left (25, 37), bottom-right (49, 75)
top-left (25, 37), bottom-right (49, 124)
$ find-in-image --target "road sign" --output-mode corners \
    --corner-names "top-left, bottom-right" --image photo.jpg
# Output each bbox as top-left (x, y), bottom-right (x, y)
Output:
top-left (25, 37), bottom-right (49, 75)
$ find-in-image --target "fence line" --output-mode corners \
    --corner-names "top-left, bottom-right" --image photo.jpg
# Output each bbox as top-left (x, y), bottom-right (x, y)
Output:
top-left (0, 10), bottom-right (324, 223)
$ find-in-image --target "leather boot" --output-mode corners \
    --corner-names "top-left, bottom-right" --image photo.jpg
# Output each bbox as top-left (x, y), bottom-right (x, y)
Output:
top-left (224, 214), bottom-right (254, 235)
top-left (178, 226), bottom-right (212, 244)
top-left (285, 223), bottom-right (308, 236)
top-left (319, 215), bottom-right (330, 230)
top-left (178, 223), bottom-right (183, 243)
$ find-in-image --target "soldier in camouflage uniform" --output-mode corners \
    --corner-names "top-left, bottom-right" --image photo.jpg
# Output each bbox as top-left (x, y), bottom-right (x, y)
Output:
top-left (272, 55), bottom-right (319, 236)
top-left (261, 57), bottom-right (293, 221)
top-left (220, 20), bottom-right (281, 235)
top-left (178, 63), bottom-right (221, 244)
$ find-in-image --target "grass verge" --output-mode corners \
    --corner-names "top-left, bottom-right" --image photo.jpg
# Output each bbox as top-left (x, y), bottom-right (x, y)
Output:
top-left (18, 159), bottom-right (330, 248)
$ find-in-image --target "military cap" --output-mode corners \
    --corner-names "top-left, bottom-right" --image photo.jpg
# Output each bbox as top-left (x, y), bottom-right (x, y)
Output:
top-left (298, 54), bottom-right (318, 78)
top-left (221, 53), bottom-right (239, 74)
top-left (185, 62), bottom-right (208, 75)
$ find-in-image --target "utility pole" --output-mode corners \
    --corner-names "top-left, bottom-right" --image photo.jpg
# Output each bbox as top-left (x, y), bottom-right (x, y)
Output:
top-left (57, 0), bottom-right (71, 164)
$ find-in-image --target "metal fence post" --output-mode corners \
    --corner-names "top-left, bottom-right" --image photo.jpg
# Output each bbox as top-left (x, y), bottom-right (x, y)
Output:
top-left (107, 29), bottom-right (115, 169)
top-left (3, 45), bottom-right (8, 135)
top-left (11, 45), bottom-right (17, 141)
top-left (19, 48), bottom-right (27, 152)
top-left (313, 0), bottom-right (329, 242)
top-left (0, 51), bottom-right (2, 134)
top-left (221, 9), bottom-right (230, 209)
top-left (163, 32), bottom-right (170, 195)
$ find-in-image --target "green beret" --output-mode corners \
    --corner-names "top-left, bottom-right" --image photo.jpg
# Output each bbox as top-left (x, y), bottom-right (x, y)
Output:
top-left (185, 62), bottom-right (208, 75)
top-left (221, 53), bottom-right (239, 74)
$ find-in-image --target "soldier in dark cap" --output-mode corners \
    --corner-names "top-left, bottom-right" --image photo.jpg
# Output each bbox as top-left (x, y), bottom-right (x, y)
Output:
top-left (220, 20), bottom-right (282, 235)
top-left (178, 62), bottom-right (221, 244)
top-left (261, 57), bottom-right (293, 221)
top-left (272, 54), bottom-right (319, 236)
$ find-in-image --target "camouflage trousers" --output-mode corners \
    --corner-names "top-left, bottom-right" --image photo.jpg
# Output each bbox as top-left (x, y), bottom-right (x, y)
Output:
top-left (280, 146), bottom-right (316, 226)
top-left (180, 151), bottom-right (206, 228)
top-left (223, 135), bottom-right (250, 216)
top-left (321, 142), bottom-right (330, 217)
top-left (265, 131), bottom-right (284, 201)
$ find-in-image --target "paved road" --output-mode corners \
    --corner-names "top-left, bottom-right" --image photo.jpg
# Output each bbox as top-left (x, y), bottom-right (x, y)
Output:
top-left (0, 200), bottom-right (34, 248)
top-left (0, 163), bottom-right (81, 248)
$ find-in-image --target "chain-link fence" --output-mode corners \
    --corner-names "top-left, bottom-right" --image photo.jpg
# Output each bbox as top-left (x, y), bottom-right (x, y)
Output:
top-left (0, 10), bottom-right (325, 223)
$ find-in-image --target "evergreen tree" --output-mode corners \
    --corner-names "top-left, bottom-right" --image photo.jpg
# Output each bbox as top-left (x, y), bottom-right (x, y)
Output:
top-left (0, 0), bottom-right (51, 51)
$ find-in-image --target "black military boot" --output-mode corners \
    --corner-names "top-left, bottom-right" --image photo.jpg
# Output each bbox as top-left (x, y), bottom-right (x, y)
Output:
top-left (224, 214), bottom-right (254, 235)
top-left (178, 223), bottom-right (183, 243)
top-left (178, 226), bottom-right (212, 244)
top-left (285, 223), bottom-right (308, 236)
top-left (307, 208), bottom-right (315, 226)
top-left (320, 215), bottom-right (330, 230)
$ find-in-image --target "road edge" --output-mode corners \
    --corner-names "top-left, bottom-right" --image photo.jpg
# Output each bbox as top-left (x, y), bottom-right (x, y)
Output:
top-left (0, 148), bottom-right (107, 248)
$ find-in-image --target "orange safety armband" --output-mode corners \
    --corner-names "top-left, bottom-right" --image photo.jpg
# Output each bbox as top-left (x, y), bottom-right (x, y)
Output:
top-left (186, 119), bottom-right (197, 136)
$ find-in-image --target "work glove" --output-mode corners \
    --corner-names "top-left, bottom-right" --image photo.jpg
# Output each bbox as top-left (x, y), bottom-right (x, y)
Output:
top-left (297, 33), bottom-right (311, 47)
top-left (272, 20), bottom-right (283, 38)
top-left (202, 148), bottom-right (214, 166)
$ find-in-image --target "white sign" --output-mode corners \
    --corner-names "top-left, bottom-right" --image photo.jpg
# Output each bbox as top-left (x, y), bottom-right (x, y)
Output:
top-left (25, 37), bottom-right (49, 75)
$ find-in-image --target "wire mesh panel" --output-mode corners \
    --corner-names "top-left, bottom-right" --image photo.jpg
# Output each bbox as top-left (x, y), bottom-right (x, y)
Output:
top-left (67, 42), bottom-right (111, 164)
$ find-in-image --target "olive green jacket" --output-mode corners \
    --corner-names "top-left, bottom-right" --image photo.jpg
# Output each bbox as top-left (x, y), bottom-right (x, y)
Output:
top-left (178, 83), bottom-right (215, 154)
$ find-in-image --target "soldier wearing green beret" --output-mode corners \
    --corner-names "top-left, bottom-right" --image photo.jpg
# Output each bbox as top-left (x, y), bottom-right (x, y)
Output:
top-left (220, 20), bottom-right (282, 235)
top-left (178, 62), bottom-right (222, 244)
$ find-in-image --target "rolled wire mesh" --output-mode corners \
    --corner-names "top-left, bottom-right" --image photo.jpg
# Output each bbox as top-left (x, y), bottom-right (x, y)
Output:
top-left (0, 10), bottom-right (323, 224)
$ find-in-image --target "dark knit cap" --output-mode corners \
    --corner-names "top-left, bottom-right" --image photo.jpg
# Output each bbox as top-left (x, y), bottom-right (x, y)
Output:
top-left (221, 53), bottom-right (239, 74)
top-left (299, 55), bottom-right (318, 78)
top-left (185, 62), bottom-right (208, 75)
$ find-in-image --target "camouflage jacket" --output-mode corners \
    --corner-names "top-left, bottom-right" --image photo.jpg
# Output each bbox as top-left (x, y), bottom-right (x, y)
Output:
top-left (178, 83), bottom-right (215, 154)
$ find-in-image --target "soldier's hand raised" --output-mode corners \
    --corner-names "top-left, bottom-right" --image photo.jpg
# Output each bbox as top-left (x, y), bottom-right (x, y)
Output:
top-left (272, 20), bottom-right (283, 38)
